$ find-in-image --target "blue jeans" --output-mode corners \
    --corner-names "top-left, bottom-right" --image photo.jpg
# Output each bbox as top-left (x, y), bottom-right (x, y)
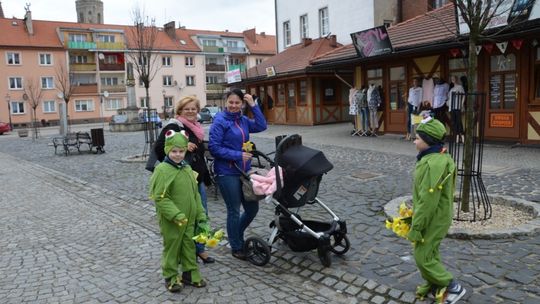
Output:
top-left (195, 182), bottom-right (208, 255)
top-left (216, 175), bottom-right (259, 252)
top-left (360, 107), bottom-right (369, 131)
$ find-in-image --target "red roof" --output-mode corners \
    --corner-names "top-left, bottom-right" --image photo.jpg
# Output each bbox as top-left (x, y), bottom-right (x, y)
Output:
top-left (0, 18), bottom-right (63, 49)
top-left (246, 37), bottom-right (341, 78)
top-left (243, 28), bottom-right (276, 55)
top-left (311, 3), bottom-right (457, 65)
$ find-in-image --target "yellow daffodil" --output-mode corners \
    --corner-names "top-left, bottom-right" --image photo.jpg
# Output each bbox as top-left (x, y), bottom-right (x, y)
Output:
top-left (213, 229), bottom-right (224, 240)
top-left (192, 234), bottom-right (208, 244)
top-left (206, 238), bottom-right (219, 248)
top-left (242, 141), bottom-right (254, 152)
top-left (385, 219), bottom-right (393, 229)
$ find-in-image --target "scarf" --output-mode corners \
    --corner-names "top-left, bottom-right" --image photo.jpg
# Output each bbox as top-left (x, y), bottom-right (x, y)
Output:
top-left (177, 115), bottom-right (204, 141)
top-left (416, 144), bottom-right (444, 162)
top-left (164, 156), bottom-right (187, 168)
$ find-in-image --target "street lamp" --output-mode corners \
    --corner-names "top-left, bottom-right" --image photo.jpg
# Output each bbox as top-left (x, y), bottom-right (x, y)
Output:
top-left (4, 93), bottom-right (13, 130)
top-left (162, 89), bottom-right (167, 119)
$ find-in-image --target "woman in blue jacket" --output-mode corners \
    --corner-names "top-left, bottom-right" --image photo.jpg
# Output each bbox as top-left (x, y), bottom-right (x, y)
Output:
top-left (209, 88), bottom-right (267, 260)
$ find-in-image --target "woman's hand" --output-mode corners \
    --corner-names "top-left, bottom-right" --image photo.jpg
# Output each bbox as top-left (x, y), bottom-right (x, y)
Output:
top-left (241, 152), bottom-right (252, 161)
top-left (187, 142), bottom-right (197, 152)
top-left (243, 94), bottom-right (256, 107)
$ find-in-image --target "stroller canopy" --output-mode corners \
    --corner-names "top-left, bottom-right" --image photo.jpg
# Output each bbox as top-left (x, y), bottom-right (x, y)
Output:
top-left (278, 145), bottom-right (333, 181)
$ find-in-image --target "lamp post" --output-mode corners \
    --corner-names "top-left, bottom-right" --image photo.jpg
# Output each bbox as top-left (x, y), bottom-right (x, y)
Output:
top-left (162, 89), bottom-right (167, 119)
top-left (101, 91), bottom-right (109, 128)
top-left (5, 93), bottom-right (13, 130)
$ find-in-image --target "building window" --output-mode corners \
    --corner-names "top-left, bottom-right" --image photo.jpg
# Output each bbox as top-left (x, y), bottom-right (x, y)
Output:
top-left (106, 99), bottom-right (122, 110)
top-left (9, 77), bottom-right (23, 89)
top-left (490, 53), bottom-right (517, 109)
top-left (300, 14), bottom-right (309, 39)
top-left (277, 83), bottom-right (286, 106)
top-left (389, 66), bottom-right (406, 110)
top-left (227, 41), bottom-right (238, 48)
top-left (283, 21), bottom-right (291, 46)
top-left (140, 97), bottom-right (149, 108)
top-left (163, 75), bottom-right (173, 86)
top-left (185, 56), bottom-right (194, 67)
top-left (70, 55), bottom-right (88, 64)
top-left (11, 101), bottom-right (25, 114)
top-left (255, 58), bottom-right (264, 65)
top-left (39, 53), bottom-right (52, 65)
top-left (186, 76), bottom-right (195, 86)
top-left (138, 78), bottom-right (144, 87)
top-left (97, 34), bottom-right (115, 42)
top-left (431, 0), bottom-right (449, 9)
top-left (162, 56), bottom-right (172, 67)
top-left (104, 55), bottom-right (117, 64)
top-left (319, 7), bottom-right (329, 37)
top-left (41, 76), bottom-right (55, 89)
top-left (322, 79), bottom-right (337, 105)
top-left (202, 40), bottom-right (217, 46)
top-left (43, 100), bottom-right (56, 113)
top-left (164, 96), bottom-right (173, 108)
top-left (68, 34), bottom-right (87, 42)
top-left (138, 55), bottom-right (148, 65)
top-left (101, 77), bottom-right (118, 86)
top-left (299, 80), bottom-right (307, 105)
top-left (287, 81), bottom-right (296, 109)
top-left (75, 100), bottom-right (94, 112)
top-left (6, 52), bottom-right (21, 65)
top-left (206, 75), bottom-right (218, 84)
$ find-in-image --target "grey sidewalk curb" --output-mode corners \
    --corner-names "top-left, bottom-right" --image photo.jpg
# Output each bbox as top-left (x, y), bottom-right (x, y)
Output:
top-left (385, 195), bottom-right (540, 239)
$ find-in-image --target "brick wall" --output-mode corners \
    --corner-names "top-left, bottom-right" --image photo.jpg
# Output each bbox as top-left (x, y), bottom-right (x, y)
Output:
top-left (402, 0), bottom-right (429, 22)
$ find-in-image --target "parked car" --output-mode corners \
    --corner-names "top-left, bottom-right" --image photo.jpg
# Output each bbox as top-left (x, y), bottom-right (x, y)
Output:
top-left (139, 112), bottom-right (162, 128)
top-left (205, 106), bottom-right (221, 120)
top-left (198, 108), bottom-right (213, 123)
top-left (0, 122), bottom-right (11, 135)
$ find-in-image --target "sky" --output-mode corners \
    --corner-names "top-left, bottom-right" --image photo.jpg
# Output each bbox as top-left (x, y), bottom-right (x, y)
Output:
top-left (1, 0), bottom-right (276, 34)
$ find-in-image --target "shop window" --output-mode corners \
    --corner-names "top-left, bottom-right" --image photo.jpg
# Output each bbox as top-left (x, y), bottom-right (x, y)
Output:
top-left (489, 54), bottom-right (516, 109)
top-left (389, 66), bottom-right (405, 110)
top-left (259, 86), bottom-right (266, 109)
top-left (266, 85), bottom-right (275, 109)
top-left (287, 81), bottom-right (296, 109)
top-left (321, 79), bottom-right (337, 105)
top-left (299, 80), bottom-right (307, 105)
top-left (277, 83), bottom-right (286, 106)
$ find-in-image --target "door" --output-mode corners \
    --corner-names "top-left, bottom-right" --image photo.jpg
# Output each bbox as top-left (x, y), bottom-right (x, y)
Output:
top-left (485, 53), bottom-right (520, 139)
top-left (286, 81), bottom-right (297, 124)
top-left (386, 66), bottom-right (407, 132)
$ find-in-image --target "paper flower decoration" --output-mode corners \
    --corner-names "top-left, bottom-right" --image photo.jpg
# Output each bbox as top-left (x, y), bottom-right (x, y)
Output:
top-left (242, 141), bottom-right (254, 152)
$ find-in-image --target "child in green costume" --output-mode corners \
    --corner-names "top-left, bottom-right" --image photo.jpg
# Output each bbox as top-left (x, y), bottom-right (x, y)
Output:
top-left (149, 130), bottom-right (210, 292)
top-left (409, 117), bottom-right (466, 304)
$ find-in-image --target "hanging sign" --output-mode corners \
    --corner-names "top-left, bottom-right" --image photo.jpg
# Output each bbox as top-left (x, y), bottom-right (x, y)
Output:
top-left (350, 26), bottom-right (393, 58)
top-left (496, 41), bottom-right (508, 54)
top-left (511, 39), bottom-right (524, 50)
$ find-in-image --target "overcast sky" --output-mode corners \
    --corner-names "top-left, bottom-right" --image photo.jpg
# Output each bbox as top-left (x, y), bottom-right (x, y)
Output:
top-left (2, 0), bottom-right (276, 34)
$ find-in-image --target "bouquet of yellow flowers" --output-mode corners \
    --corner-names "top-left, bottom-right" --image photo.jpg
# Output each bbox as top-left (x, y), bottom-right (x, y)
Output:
top-left (385, 202), bottom-right (413, 239)
top-left (242, 141), bottom-right (254, 152)
top-left (192, 229), bottom-right (225, 248)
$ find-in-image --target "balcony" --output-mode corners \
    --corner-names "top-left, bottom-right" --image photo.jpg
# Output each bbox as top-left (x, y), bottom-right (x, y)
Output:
top-left (226, 47), bottom-right (246, 54)
top-left (70, 63), bottom-right (97, 72)
top-left (206, 83), bottom-right (226, 91)
top-left (68, 41), bottom-right (97, 49)
top-left (99, 62), bottom-right (125, 71)
top-left (228, 64), bottom-right (246, 72)
top-left (95, 42), bottom-right (124, 50)
top-left (202, 46), bottom-right (224, 53)
top-left (101, 85), bottom-right (126, 93)
top-left (205, 64), bottom-right (225, 72)
top-left (72, 83), bottom-right (98, 94)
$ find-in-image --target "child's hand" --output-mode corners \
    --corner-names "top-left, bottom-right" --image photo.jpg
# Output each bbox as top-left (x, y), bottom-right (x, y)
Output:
top-left (174, 214), bottom-right (188, 227)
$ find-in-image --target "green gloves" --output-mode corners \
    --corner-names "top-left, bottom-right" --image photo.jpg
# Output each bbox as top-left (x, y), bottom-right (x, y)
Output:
top-left (173, 213), bottom-right (188, 227)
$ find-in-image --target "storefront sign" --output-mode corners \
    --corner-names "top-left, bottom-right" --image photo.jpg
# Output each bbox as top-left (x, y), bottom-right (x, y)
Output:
top-left (226, 69), bottom-right (241, 84)
top-left (350, 26), bottom-right (393, 58)
top-left (490, 113), bottom-right (514, 128)
top-left (266, 66), bottom-right (276, 77)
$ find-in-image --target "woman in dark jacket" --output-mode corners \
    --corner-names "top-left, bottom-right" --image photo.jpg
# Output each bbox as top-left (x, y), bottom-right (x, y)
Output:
top-left (208, 89), bottom-right (267, 260)
top-left (155, 96), bottom-right (214, 263)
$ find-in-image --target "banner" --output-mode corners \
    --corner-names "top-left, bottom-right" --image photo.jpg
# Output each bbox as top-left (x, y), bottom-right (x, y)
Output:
top-left (350, 26), bottom-right (393, 58)
top-left (226, 69), bottom-right (241, 84)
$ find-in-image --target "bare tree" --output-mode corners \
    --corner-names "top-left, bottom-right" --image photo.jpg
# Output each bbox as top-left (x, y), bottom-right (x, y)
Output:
top-left (127, 7), bottom-right (160, 109)
top-left (55, 62), bottom-right (76, 128)
top-left (455, 0), bottom-right (534, 211)
top-left (23, 77), bottom-right (44, 140)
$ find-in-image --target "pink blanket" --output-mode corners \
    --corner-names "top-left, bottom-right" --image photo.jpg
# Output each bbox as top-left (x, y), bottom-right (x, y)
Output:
top-left (250, 167), bottom-right (283, 196)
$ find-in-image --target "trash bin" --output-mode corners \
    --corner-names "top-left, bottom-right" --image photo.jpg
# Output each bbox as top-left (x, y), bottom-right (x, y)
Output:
top-left (90, 128), bottom-right (105, 153)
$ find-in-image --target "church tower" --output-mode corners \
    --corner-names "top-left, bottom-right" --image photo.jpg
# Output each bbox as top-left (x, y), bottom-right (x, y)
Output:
top-left (76, 0), bottom-right (104, 24)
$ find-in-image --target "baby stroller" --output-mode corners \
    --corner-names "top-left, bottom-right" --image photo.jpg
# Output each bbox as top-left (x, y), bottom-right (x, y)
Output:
top-left (243, 134), bottom-right (350, 267)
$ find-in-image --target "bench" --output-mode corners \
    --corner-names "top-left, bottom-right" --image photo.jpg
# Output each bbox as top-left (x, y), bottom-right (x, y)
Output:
top-left (52, 132), bottom-right (93, 156)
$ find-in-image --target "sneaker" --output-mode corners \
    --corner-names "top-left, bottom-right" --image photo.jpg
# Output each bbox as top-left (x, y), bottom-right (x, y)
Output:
top-left (232, 250), bottom-right (246, 260)
top-left (445, 281), bottom-right (466, 304)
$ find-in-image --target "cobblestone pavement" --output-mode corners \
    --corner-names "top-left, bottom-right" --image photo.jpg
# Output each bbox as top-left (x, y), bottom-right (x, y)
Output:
top-left (0, 123), bottom-right (539, 303)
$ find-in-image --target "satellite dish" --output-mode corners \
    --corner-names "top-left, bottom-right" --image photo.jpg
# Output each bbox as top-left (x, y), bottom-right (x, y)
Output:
top-left (103, 91), bottom-right (109, 98)
top-left (98, 53), bottom-right (105, 60)
top-left (57, 92), bottom-right (64, 99)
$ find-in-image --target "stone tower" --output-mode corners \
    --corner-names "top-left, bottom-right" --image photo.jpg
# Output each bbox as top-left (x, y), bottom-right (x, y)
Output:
top-left (76, 0), bottom-right (104, 24)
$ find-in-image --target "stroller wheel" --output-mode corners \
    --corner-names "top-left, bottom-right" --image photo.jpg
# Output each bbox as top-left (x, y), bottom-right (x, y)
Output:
top-left (329, 234), bottom-right (350, 255)
top-left (244, 237), bottom-right (271, 266)
top-left (317, 247), bottom-right (332, 267)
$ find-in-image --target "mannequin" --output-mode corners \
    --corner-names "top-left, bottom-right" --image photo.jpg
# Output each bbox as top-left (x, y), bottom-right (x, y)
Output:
top-left (407, 78), bottom-right (423, 140)
top-left (433, 78), bottom-right (450, 128)
top-left (367, 84), bottom-right (381, 136)
top-left (448, 76), bottom-right (465, 142)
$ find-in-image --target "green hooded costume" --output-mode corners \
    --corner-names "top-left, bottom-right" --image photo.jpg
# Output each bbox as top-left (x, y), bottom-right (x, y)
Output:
top-left (149, 130), bottom-right (208, 285)
top-left (408, 118), bottom-right (456, 294)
